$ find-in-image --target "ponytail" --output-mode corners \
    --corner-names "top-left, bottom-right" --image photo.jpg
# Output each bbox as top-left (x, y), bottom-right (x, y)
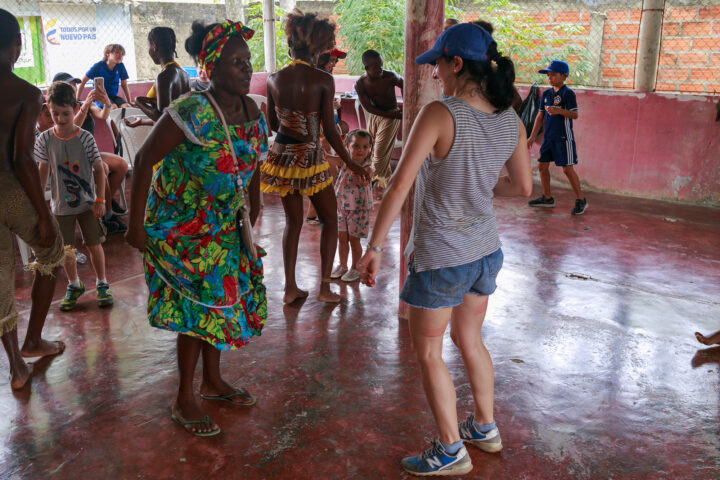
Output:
top-left (445, 41), bottom-right (516, 112)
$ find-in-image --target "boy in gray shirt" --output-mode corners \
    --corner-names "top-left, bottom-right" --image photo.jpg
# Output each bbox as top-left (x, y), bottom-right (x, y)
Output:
top-left (35, 81), bottom-right (113, 310)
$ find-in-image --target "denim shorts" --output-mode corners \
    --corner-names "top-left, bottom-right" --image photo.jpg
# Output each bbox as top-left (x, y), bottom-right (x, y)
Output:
top-left (399, 248), bottom-right (504, 310)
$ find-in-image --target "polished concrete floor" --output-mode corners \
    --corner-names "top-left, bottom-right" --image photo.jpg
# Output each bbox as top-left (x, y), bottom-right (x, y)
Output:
top-left (3, 187), bottom-right (720, 479)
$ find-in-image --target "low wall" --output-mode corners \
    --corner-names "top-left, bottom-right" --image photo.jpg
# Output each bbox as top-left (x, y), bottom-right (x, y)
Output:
top-left (97, 76), bottom-right (719, 206)
top-left (519, 86), bottom-right (719, 206)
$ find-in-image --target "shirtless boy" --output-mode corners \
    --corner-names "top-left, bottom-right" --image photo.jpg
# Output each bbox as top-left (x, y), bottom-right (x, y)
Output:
top-left (0, 9), bottom-right (66, 389)
top-left (355, 50), bottom-right (403, 187)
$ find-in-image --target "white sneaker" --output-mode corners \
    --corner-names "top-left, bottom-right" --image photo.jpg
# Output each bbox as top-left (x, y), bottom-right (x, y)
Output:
top-left (341, 269), bottom-right (360, 282)
top-left (330, 266), bottom-right (348, 279)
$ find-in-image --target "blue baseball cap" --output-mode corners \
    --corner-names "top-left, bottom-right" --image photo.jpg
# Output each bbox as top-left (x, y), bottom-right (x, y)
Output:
top-left (538, 60), bottom-right (569, 75)
top-left (416, 23), bottom-right (494, 65)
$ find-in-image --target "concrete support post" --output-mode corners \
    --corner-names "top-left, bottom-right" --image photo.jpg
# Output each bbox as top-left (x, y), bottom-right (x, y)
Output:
top-left (225, 0), bottom-right (245, 24)
top-left (586, 12), bottom-right (607, 87)
top-left (398, 0), bottom-right (444, 319)
top-left (634, 0), bottom-right (665, 92)
top-left (263, 0), bottom-right (277, 73)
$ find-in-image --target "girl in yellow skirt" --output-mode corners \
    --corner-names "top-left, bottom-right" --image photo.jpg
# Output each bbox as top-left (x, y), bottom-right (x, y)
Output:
top-left (261, 9), bottom-right (369, 304)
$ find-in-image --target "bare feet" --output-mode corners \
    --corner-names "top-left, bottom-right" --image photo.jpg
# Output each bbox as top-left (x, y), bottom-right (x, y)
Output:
top-left (200, 380), bottom-right (255, 406)
top-left (695, 331), bottom-right (720, 346)
top-left (317, 289), bottom-right (342, 303)
top-left (10, 362), bottom-right (33, 390)
top-left (283, 287), bottom-right (309, 304)
top-left (21, 339), bottom-right (66, 358)
top-left (171, 401), bottom-right (220, 436)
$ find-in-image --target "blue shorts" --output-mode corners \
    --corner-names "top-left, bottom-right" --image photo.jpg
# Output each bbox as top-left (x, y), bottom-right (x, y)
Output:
top-left (539, 140), bottom-right (577, 167)
top-left (399, 248), bottom-right (504, 310)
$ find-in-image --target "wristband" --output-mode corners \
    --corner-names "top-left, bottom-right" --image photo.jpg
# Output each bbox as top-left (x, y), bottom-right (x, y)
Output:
top-left (366, 243), bottom-right (384, 253)
top-left (94, 198), bottom-right (105, 204)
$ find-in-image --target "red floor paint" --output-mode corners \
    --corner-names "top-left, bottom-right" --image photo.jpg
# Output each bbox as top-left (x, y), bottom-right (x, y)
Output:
top-left (4, 187), bottom-right (720, 479)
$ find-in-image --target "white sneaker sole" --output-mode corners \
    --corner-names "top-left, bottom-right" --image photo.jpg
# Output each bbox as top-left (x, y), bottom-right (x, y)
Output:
top-left (402, 460), bottom-right (473, 476)
top-left (465, 438), bottom-right (503, 453)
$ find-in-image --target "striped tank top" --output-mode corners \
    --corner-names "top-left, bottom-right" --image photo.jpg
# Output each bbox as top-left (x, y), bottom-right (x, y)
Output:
top-left (406, 96), bottom-right (519, 272)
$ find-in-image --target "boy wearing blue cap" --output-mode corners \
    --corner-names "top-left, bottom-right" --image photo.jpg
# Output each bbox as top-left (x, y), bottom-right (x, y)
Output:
top-left (527, 60), bottom-right (587, 215)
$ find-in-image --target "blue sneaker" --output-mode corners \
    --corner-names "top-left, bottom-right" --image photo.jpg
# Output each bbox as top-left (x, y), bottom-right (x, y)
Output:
top-left (400, 438), bottom-right (472, 476)
top-left (459, 414), bottom-right (503, 453)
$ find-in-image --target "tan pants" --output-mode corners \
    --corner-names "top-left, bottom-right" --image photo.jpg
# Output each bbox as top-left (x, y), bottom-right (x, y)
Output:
top-left (367, 113), bottom-right (401, 187)
top-left (0, 173), bottom-right (64, 335)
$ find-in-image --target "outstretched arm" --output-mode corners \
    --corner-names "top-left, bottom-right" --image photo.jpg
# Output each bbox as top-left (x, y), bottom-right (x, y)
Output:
top-left (126, 113), bottom-right (185, 252)
top-left (323, 79), bottom-right (369, 182)
top-left (357, 102), bottom-right (447, 285)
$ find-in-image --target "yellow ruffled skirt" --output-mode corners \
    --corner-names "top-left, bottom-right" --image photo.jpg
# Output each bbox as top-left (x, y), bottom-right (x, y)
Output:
top-left (260, 141), bottom-right (333, 197)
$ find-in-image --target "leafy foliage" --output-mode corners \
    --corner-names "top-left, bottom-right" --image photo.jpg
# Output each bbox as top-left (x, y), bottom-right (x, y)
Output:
top-left (334, 0), bottom-right (592, 84)
top-left (245, 3), bottom-right (290, 72)
top-left (335, 0), bottom-right (406, 75)
top-left (470, 0), bottom-right (593, 85)
top-left (335, 0), bottom-right (462, 75)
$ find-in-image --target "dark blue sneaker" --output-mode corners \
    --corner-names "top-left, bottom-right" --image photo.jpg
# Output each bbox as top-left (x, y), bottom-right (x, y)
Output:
top-left (459, 414), bottom-right (503, 453)
top-left (400, 438), bottom-right (472, 476)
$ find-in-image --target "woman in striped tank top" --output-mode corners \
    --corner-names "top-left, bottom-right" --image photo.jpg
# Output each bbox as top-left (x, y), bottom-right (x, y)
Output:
top-left (358, 24), bottom-right (532, 476)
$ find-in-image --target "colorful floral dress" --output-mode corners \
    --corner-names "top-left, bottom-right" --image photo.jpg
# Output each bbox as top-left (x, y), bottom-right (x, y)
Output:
top-left (335, 158), bottom-right (372, 238)
top-left (143, 92), bottom-right (268, 350)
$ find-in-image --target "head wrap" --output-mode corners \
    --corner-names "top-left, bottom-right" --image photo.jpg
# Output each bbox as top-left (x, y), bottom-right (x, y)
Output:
top-left (198, 21), bottom-right (254, 79)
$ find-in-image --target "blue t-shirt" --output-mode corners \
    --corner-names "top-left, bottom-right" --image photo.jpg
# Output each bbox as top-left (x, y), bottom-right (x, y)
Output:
top-left (541, 85), bottom-right (577, 142)
top-left (85, 60), bottom-right (129, 97)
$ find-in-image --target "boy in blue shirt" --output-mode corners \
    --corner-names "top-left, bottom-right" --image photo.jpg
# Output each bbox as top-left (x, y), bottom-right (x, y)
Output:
top-left (77, 44), bottom-right (132, 109)
top-left (527, 60), bottom-right (587, 215)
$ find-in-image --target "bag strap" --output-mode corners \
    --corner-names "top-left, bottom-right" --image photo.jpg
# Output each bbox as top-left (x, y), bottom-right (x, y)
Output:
top-left (203, 91), bottom-right (239, 167)
top-left (203, 90), bottom-right (253, 212)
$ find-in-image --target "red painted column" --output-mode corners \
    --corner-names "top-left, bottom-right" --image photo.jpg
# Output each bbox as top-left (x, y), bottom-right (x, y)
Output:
top-left (398, 0), bottom-right (444, 319)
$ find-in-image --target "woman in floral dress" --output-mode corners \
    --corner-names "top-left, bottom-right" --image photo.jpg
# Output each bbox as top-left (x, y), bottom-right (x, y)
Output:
top-left (126, 20), bottom-right (267, 437)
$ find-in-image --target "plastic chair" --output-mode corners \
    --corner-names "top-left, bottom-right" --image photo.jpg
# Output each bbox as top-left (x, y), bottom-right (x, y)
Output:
top-left (354, 99), bottom-right (402, 150)
top-left (107, 107), bottom-right (151, 210)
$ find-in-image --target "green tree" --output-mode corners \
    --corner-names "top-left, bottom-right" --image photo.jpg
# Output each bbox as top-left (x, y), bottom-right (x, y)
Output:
top-left (470, 0), bottom-right (592, 85)
top-left (335, 0), bottom-right (591, 85)
top-left (335, 0), bottom-right (461, 75)
top-left (335, 0), bottom-right (406, 75)
top-left (245, 3), bottom-right (290, 72)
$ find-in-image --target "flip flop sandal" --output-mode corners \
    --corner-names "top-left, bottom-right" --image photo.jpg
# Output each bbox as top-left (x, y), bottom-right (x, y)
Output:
top-left (171, 412), bottom-right (221, 437)
top-left (200, 388), bottom-right (256, 406)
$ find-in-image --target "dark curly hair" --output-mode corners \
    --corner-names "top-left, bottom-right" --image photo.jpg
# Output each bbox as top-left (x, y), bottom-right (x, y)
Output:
top-left (148, 26), bottom-right (177, 58)
top-left (284, 9), bottom-right (335, 59)
top-left (47, 81), bottom-right (77, 108)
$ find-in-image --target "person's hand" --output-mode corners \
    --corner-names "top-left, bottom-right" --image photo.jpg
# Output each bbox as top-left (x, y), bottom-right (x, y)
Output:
top-left (125, 225), bottom-right (147, 253)
top-left (91, 201), bottom-right (105, 218)
top-left (348, 161), bottom-right (371, 182)
top-left (85, 89), bottom-right (98, 105)
top-left (36, 216), bottom-right (58, 248)
top-left (357, 249), bottom-right (381, 287)
top-left (526, 135), bottom-right (536, 150)
top-left (124, 116), bottom-right (144, 128)
top-left (545, 106), bottom-right (562, 115)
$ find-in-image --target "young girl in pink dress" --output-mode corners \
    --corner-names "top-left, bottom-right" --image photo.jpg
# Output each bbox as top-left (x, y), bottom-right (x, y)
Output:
top-left (330, 130), bottom-right (374, 282)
